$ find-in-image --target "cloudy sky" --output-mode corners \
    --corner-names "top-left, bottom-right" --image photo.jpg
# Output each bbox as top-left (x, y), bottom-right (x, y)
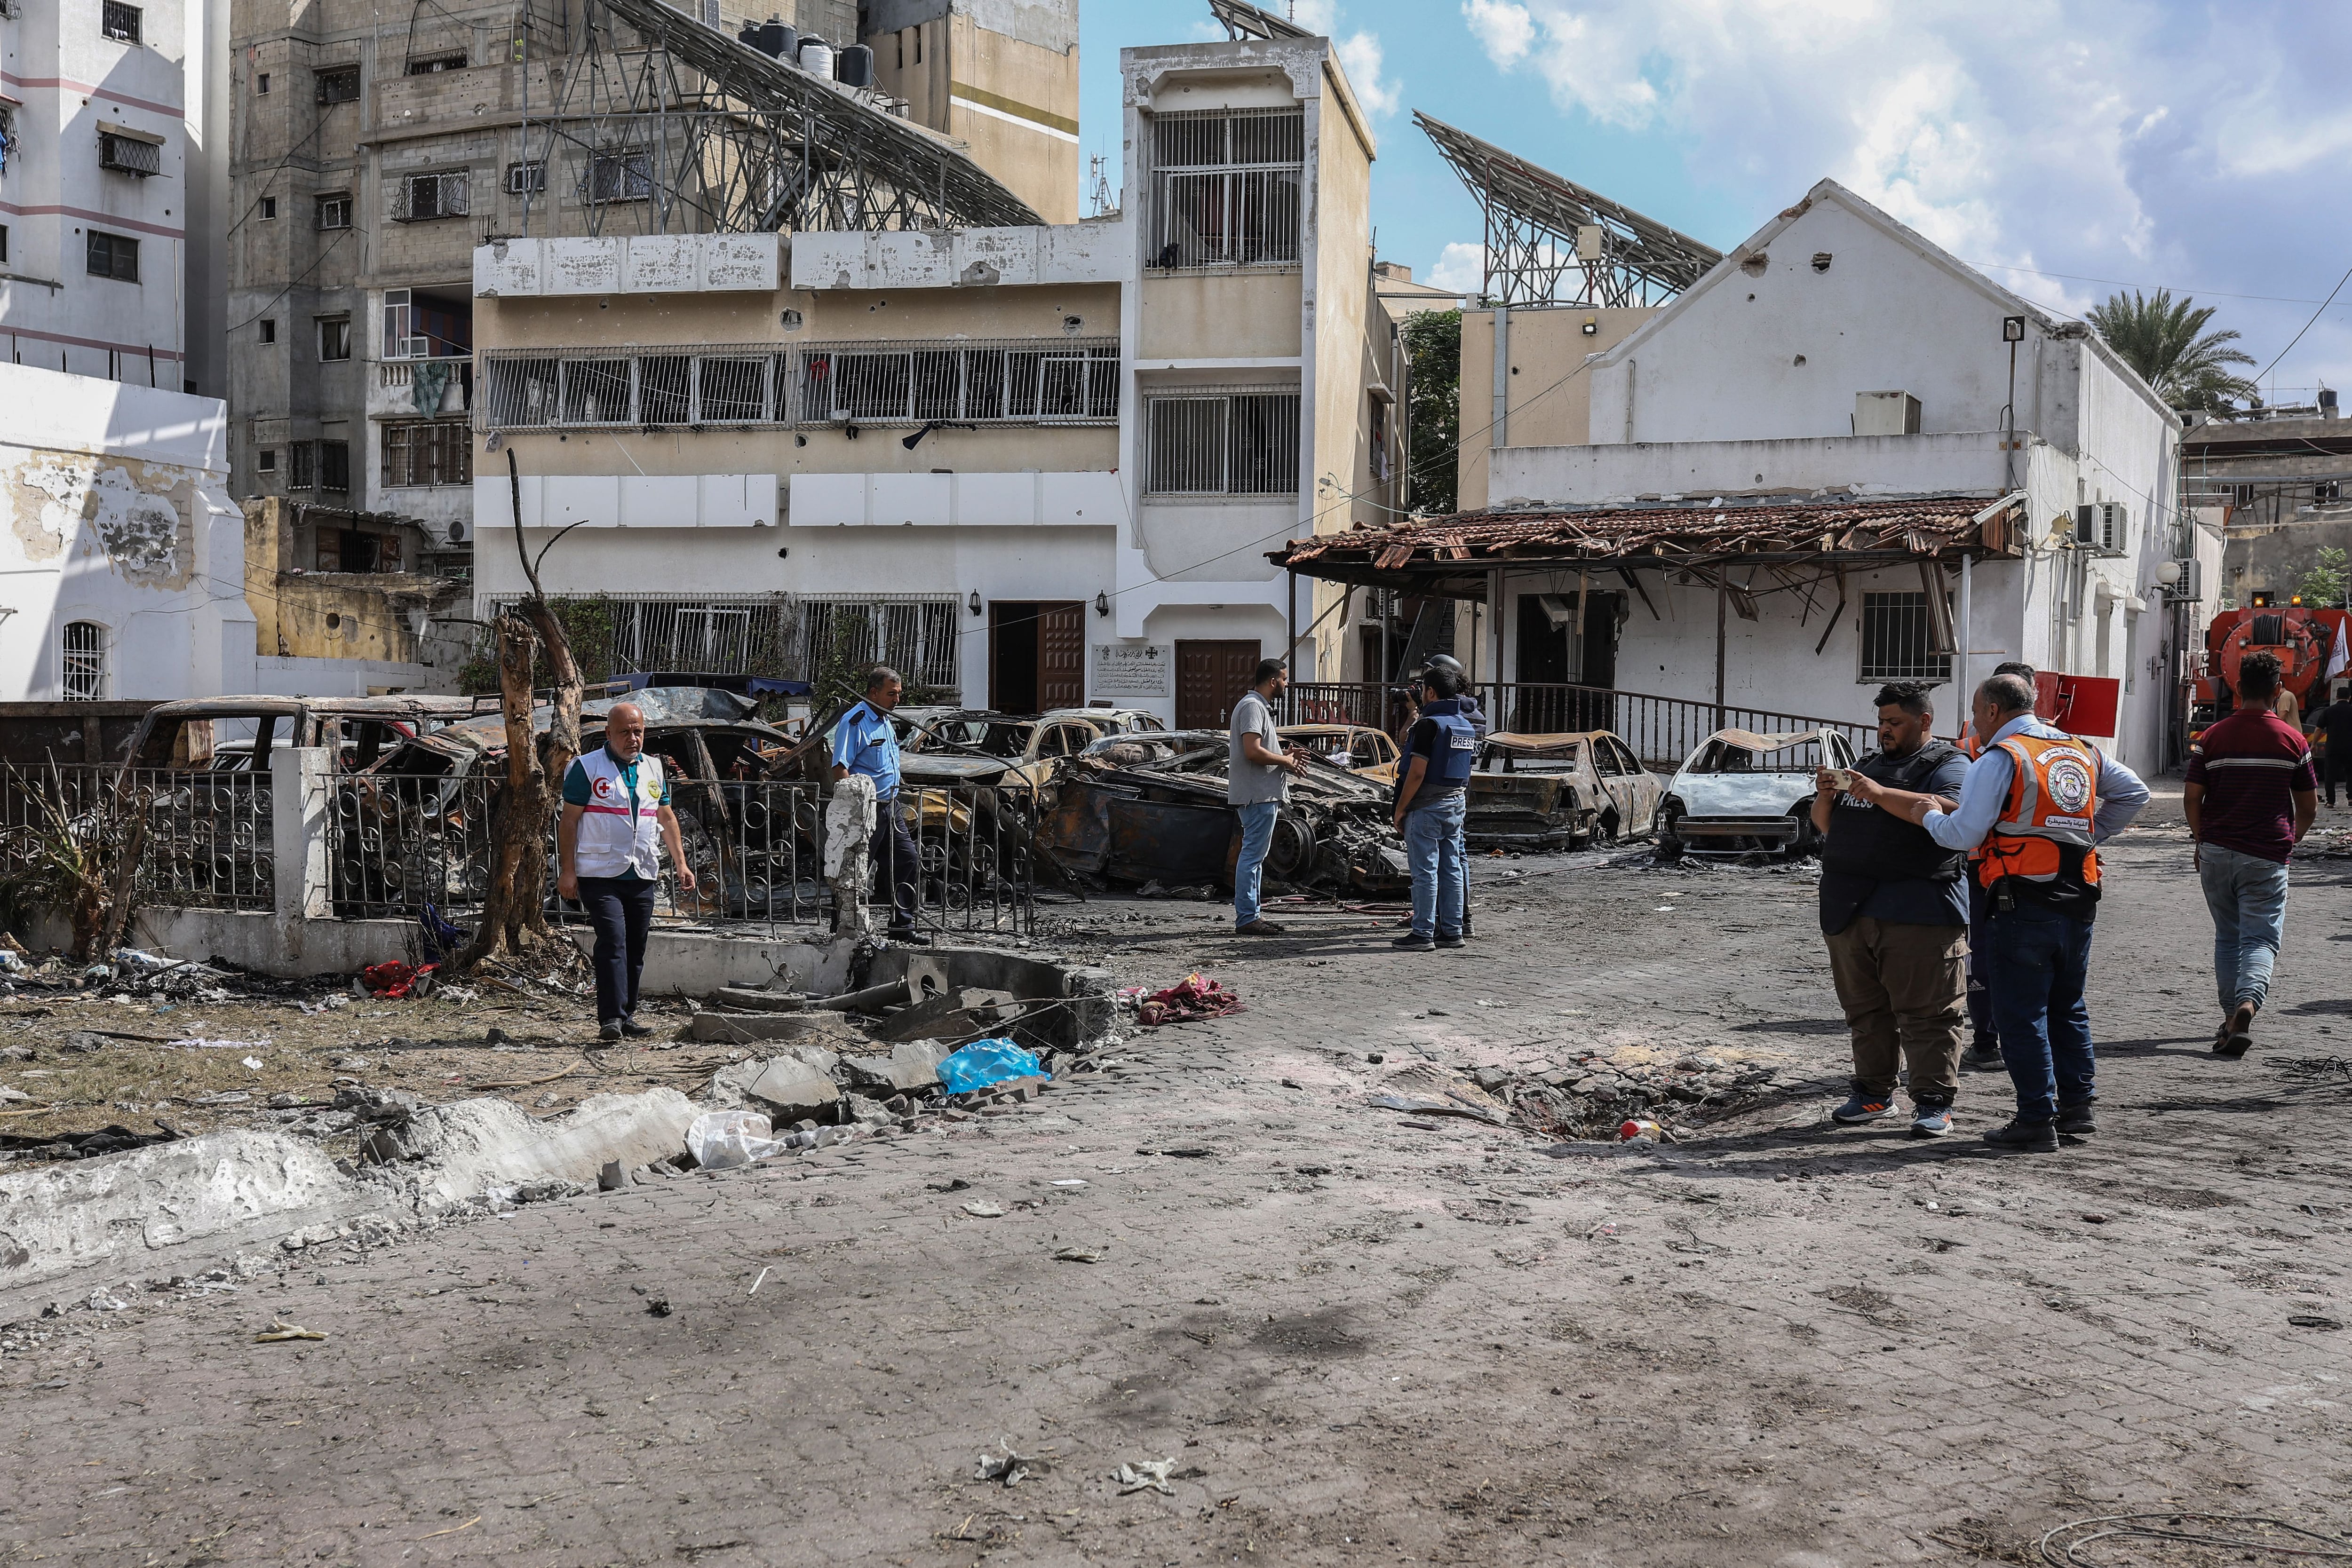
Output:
top-left (1078, 0), bottom-right (2351, 406)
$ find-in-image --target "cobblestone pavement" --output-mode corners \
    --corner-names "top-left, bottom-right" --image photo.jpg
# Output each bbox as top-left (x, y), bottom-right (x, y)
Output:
top-left (4, 791), bottom-right (2351, 1567)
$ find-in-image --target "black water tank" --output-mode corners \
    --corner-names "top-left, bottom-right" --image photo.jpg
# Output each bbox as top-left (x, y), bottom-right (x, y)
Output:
top-left (758, 18), bottom-right (795, 58)
top-left (835, 42), bottom-right (873, 87)
top-left (738, 20), bottom-right (761, 47)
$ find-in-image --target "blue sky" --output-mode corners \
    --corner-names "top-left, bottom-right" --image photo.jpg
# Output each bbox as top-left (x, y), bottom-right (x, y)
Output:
top-left (1074, 0), bottom-right (2352, 407)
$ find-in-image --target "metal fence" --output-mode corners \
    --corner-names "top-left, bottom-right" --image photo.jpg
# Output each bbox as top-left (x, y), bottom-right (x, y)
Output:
top-left (325, 772), bottom-right (496, 920)
top-left (1280, 682), bottom-right (1875, 769)
top-left (0, 764), bottom-right (275, 914)
top-left (546, 780), bottom-right (1036, 939)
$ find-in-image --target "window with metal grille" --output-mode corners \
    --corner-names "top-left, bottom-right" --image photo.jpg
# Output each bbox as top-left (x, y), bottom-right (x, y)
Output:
top-left (794, 340), bottom-right (1119, 426)
top-left (588, 149), bottom-right (652, 203)
top-left (289, 441), bottom-right (315, 490)
top-left (316, 65), bottom-right (360, 104)
top-left (101, 2), bottom-right (142, 44)
top-left (1858, 592), bottom-right (1952, 682)
top-left (802, 597), bottom-right (961, 692)
top-left (394, 170), bottom-right (469, 221)
top-left (0, 107), bottom-right (13, 180)
top-left (320, 441), bottom-right (350, 492)
top-left (61, 623), bottom-right (105, 700)
top-left (1147, 108), bottom-right (1303, 269)
top-left (316, 191), bottom-right (351, 229)
top-left (316, 316), bottom-right (350, 361)
top-left (405, 51), bottom-right (468, 74)
top-left (480, 594), bottom-right (803, 681)
top-left (505, 160), bottom-right (547, 195)
top-left (99, 132), bottom-right (160, 176)
top-left (86, 230), bottom-right (139, 281)
top-left (382, 421), bottom-right (471, 488)
top-left (1143, 388), bottom-right (1301, 496)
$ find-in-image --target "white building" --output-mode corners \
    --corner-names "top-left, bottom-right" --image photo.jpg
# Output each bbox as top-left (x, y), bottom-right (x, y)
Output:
top-left (465, 30), bottom-right (1401, 729)
top-left (0, 0), bottom-right (225, 396)
top-left (1467, 181), bottom-right (2206, 771)
top-left (0, 361), bottom-right (254, 701)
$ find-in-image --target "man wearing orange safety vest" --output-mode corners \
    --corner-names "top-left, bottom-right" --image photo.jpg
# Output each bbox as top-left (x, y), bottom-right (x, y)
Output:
top-left (1953, 660), bottom-right (2040, 1073)
top-left (1864, 672), bottom-right (2148, 1152)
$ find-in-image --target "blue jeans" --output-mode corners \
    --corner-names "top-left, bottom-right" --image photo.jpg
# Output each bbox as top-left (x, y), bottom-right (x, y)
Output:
top-left (1406, 795), bottom-right (1468, 938)
top-left (1233, 801), bottom-right (1280, 928)
top-left (2199, 842), bottom-right (2291, 1011)
top-left (1985, 901), bottom-right (2096, 1124)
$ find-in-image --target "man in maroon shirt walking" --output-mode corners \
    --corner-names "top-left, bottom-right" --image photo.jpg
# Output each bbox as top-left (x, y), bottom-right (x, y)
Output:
top-left (2185, 652), bottom-right (2318, 1058)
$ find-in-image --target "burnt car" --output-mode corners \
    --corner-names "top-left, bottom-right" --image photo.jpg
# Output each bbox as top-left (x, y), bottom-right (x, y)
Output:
top-left (1657, 727), bottom-right (1858, 859)
top-left (892, 710), bottom-right (1114, 791)
top-left (1278, 724), bottom-right (1400, 783)
top-left (1465, 730), bottom-right (1663, 851)
top-left (1034, 729), bottom-right (1409, 894)
top-left (125, 695), bottom-right (479, 773)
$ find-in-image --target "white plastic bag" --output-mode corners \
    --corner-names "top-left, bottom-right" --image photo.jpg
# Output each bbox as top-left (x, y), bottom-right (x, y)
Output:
top-left (686, 1109), bottom-right (788, 1172)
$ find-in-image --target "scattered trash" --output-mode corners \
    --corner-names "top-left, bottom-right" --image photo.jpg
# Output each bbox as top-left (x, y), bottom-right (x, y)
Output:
top-left (254, 1321), bottom-right (327, 1343)
top-left (86, 1288), bottom-right (127, 1311)
top-left (0, 1123), bottom-right (180, 1157)
top-left (644, 1298), bottom-right (672, 1317)
top-left (1113, 1458), bottom-right (1177, 1496)
top-left (1620, 1117), bottom-right (1666, 1142)
top-left (1053, 1246), bottom-right (1105, 1263)
top-left (1135, 974), bottom-right (1245, 1028)
top-left (359, 961), bottom-right (439, 1000)
top-left (298, 994), bottom-right (351, 1016)
top-left (747, 1267), bottom-right (770, 1296)
top-left (240, 1056), bottom-right (265, 1071)
top-left (976, 1442), bottom-right (1043, 1487)
top-left (2079, 1212), bottom-right (2111, 1225)
top-left (192, 1091), bottom-right (253, 1106)
top-left (937, 1039), bottom-right (1047, 1096)
top-left (961, 1200), bottom-right (1006, 1218)
top-left (1049, 1178), bottom-right (1088, 1188)
top-left (168, 1037), bottom-right (272, 1051)
top-left (2288, 1315), bottom-right (2344, 1330)
top-left (684, 1110), bottom-right (790, 1172)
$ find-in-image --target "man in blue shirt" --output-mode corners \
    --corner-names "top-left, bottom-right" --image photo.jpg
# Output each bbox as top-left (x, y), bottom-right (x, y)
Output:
top-left (830, 665), bottom-right (926, 943)
top-left (558, 703), bottom-right (695, 1040)
top-left (1853, 673), bottom-right (2149, 1152)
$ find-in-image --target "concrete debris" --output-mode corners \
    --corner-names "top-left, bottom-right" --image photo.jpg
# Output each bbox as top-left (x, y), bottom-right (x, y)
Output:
top-left (961, 1200), bottom-right (1005, 1218)
top-left (865, 987), bottom-right (1019, 1044)
top-left (254, 1320), bottom-right (327, 1342)
top-left (686, 1009), bottom-right (868, 1046)
top-left (366, 1090), bottom-right (699, 1209)
top-left (842, 1040), bottom-right (948, 1095)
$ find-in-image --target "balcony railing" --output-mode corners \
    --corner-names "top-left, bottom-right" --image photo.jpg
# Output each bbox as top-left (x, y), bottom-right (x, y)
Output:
top-left (376, 358), bottom-right (472, 416)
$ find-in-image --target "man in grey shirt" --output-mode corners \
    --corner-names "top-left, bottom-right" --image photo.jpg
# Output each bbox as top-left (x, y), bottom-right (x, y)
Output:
top-left (1229, 657), bottom-right (1307, 935)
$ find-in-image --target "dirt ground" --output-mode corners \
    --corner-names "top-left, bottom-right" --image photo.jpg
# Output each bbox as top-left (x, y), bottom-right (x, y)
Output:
top-left (3, 782), bottom-right (2351, 1567)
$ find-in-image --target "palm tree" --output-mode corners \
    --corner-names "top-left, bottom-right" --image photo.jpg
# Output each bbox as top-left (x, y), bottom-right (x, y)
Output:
top-left (2087, 289), bottom-right (2259, 412)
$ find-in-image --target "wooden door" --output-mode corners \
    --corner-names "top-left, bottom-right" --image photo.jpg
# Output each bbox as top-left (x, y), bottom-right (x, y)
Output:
top-left (1038, 601), bottom-right (1085, 711)
top-left (1175, 640), bottom-right (1262, 730)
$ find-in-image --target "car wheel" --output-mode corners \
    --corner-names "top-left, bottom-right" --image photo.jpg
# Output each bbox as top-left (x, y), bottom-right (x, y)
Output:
top-left (1594, 811), bottom-right (1621, 848)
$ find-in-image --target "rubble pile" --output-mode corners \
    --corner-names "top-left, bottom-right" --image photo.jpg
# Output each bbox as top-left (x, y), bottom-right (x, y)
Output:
top-left (1455, 1051), bottom-right (1809, 1140)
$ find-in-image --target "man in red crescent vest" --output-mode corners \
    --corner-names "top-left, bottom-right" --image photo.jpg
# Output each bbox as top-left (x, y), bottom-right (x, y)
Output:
top-left (1867, 673), bottom-right (2148, 1153)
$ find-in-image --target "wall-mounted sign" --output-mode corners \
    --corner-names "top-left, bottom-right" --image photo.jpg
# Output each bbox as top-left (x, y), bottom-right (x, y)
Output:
top-left (1092, 642), bottom-right (1172, 697)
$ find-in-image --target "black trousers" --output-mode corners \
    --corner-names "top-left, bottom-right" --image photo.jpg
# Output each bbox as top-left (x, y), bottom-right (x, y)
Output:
top-left (868, 803), bottom-right (921, 932)
top-left (579, 874), bottom-right (657, 1024)
top-left (2326, 750), bottom-right (2352, 806)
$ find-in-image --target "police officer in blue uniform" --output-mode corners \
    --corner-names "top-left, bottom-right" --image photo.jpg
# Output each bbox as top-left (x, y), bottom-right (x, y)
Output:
top-left (1413, 653), bottom-right (1487, 938)
top-left (1392, 664), bottom-right (1477, 950)
top-left (829, 665), bottom-right (929, 945)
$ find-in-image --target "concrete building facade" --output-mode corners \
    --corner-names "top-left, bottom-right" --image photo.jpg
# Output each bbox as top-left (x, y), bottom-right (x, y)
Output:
top-left (2180, 409), bottom-right (2352, 610)
top-left (863, 0), bottom-right (1080, 226)
top-left (465, 30), bottom-right (1404, 729)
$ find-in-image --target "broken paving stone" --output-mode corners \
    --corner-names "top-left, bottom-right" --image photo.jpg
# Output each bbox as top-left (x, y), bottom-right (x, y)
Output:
top-left (734, 1057), bottom-right (841, 1121)
top-left (842, 1039), bottom-right (948, 1096)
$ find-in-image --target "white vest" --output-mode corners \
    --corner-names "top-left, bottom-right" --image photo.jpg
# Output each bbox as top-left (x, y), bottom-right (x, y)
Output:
top-left (574, 747), bottom-right (666, 879)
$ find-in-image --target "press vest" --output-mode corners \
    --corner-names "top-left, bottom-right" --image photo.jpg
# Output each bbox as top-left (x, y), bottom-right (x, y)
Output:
top-left (1820, 741), bottom-right (1968, 884)
top-left (1424, 711), bottom-right (1477, 787)
top-left (573, 747), bottom-right (667, 879)
top-left (1978, 733), bottom-right (2102, 908)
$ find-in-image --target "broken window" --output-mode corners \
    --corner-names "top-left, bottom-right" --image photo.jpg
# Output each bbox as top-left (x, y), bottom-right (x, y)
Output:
top-left (61, 623), bottom-right (106, 699)
top-left (1148, 109), bottom-right (1303, 269)
top-left (1144, 389), bottom-right (1301, 496)
top-left (316, 65), bottom-right (360, 104)
top-left (394, 170), bottom-right (469, 221)
top-left (1858, 592), bottom-right (1952, 682)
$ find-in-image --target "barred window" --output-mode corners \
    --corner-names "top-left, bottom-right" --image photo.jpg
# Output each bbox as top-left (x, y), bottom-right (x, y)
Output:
top-left (394, 170), bottom-right (469, 221)
top-left (588, 149), bottom-right (652, 203)
top-left (61, 622), bottom-right (106, 700)
top-left (505, 160), bottom-right (547, 196)
top-left (101, 2), bottom-right (143, 44)
top-left (795, 341), bottom-right (1118, 426)
top-left (1148, 109), bottom-right (1303, 269)
top-left (316, 65), bottom-right (360, 104)
top-left (316, 192), bottom-right (352, 229)
top-left (320, 440), bottom-right (350, 492)
top-left (1859, 592), bottom-right (1952, 682)
top-left (1144, 388), bottom-right (1301, 496)
top-left (289, 441), bottom-right (315, 489)
top-left (405, 51), bottom-right (467, 74)
top-left (99, 132), bottom-right (161, 177)
top-left (480, 594), bottom-right (801, 681)
top-left (802, 597), bottom-right (960, 692)
top-left (87, 230), bottom-right (139, 281)
top-left (383, 421), bottom-right (471, 488)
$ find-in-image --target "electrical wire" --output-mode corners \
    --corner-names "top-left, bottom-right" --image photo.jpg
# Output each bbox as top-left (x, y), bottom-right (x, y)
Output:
top-left (2038, 1512), bottom-right (2352, 1566)
top-left (2255, 257), bottom-right (2352, 384)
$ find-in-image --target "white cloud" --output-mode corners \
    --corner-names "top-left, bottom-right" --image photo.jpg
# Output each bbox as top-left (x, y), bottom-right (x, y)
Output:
top-left (1461, 0), bottom-right (1534, 67)
top-left (1335, 31), bottom-right (1399, 117)
top-left (1428, 241), bottom-right (1486, 295)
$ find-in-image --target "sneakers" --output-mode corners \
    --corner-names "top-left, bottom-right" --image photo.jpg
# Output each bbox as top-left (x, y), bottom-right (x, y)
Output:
top-left (2215, 999), bottom-right (2257, 1059)
top-left (1461, 914), bottom-right (1475, 938)
top-left (1831, 1092), bottom-right (1897, 1125)
top-left (2055, 1103), bottom-right (2097, 1136)
top-left (1392, 931), bottom-right (1436, 951)
top-left (1910, 1104), bottom-right (1955, 1138)
top-left (1983, 1118), bottom-right (2059, 1153)
top-left (620, 1018), bottom-right (654, 1038)
top-left (1235, 919), bottom-right (1288, 937)
top-left (1434, 932), bottom-right (1466, 949)
top-left (1959, 1039), bottom-right (2006, 1071)
top-left (597, 1020), bottom-right (623, 1042)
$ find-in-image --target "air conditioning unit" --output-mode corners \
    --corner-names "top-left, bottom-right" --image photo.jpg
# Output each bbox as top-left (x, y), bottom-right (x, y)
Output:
top-left (2073, 502), bottom-right (2129, 556)
top-left (1854, 390), bottom-right (1922, 436)
top-left (2161, 558), bottom-right (2203, 602)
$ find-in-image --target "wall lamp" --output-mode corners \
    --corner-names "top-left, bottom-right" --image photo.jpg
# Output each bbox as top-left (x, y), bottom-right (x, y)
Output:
top-left (968, 592), bottom-right (984, 616)
top-left (1094, 591), bottom-right (1110, 617)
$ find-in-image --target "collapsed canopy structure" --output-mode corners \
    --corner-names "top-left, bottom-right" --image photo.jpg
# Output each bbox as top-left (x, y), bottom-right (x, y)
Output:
top-left (518, 0), bottom-right (1044, 237)
top-left (1415, 112), bottom-right (1722, 309)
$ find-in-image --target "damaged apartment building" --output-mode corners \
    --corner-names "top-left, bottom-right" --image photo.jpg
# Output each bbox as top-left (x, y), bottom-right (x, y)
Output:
top-left (465, 0), bottom-right (1406, 727)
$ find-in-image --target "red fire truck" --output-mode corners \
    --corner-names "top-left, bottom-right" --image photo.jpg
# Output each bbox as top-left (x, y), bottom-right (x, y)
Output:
top-left (2190, 593), bottom-right (2352, 740)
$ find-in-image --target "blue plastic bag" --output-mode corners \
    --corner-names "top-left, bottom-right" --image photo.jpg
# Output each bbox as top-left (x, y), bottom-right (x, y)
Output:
top-left (937, 1038), bottom-right (1047, 1095)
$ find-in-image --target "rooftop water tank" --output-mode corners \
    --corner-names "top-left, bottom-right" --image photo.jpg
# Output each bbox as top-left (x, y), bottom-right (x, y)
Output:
top-left (835, 42), bottom-right (873, 87)
top-left (797, 35), bottom-right (834, 79)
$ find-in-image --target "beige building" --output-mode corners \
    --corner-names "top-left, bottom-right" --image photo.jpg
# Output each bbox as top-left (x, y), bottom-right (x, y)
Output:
top-left (466, 28), bottom-right (1407, 727)
top-left (863, 0), bottom-right (1080, 225)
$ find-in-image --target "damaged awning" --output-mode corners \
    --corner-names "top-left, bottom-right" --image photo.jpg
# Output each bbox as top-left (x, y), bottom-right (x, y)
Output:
top-left (1270, 492), bottom-right (2025, 599)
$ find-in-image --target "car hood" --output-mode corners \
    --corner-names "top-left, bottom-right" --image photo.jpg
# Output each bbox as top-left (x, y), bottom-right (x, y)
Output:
top-left (1670, 771), bottom-right (1813, 817)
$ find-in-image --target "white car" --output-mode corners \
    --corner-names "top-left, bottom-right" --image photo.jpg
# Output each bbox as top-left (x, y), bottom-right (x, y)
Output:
top-left (1657, 727), bottom-right (1858, 858)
